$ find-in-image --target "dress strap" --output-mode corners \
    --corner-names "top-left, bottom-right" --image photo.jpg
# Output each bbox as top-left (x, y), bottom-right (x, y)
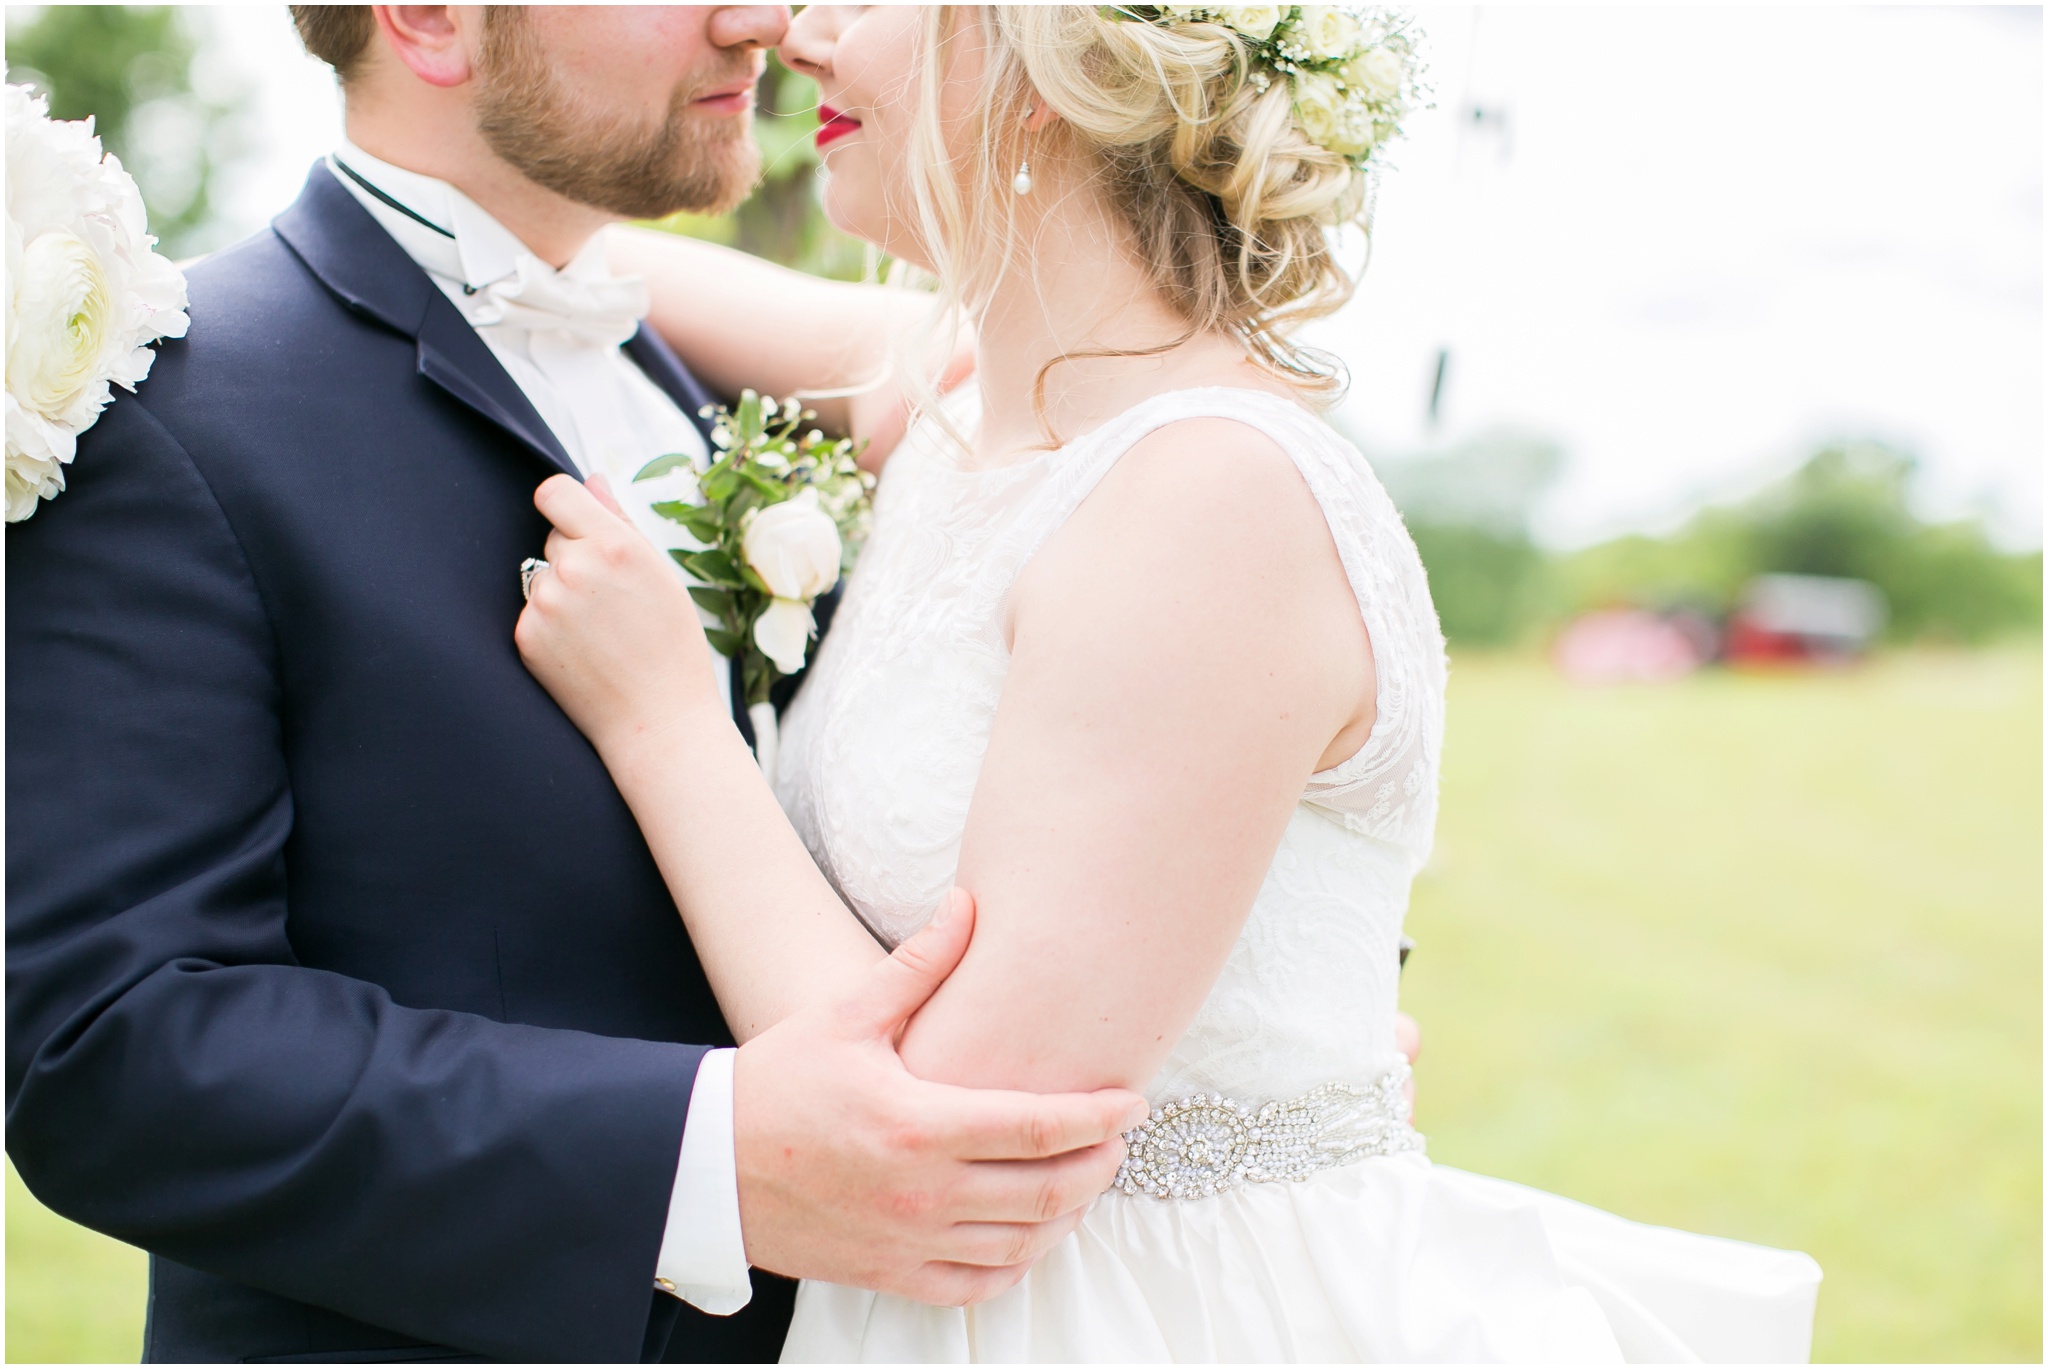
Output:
top-left (955, 384), bottom-right (1444, 868)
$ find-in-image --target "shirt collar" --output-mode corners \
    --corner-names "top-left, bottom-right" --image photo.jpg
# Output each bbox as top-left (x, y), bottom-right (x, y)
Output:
top-left (328, 140), bottom-right (611, 294)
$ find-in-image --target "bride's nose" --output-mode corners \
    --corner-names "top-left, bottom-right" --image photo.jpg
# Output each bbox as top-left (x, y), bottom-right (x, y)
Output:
top-left (776, 5), bottom-right (836, 80)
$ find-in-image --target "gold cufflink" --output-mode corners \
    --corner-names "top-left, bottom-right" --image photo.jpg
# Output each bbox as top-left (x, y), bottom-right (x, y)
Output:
top-left (655, 1277), bottom-right (677, 1293)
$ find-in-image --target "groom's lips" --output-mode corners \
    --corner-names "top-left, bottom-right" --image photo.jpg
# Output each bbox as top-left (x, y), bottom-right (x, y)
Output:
top-left (693, 82), bottom-right (756, 116)
top-left (815, 104), bottom-right (862, 150)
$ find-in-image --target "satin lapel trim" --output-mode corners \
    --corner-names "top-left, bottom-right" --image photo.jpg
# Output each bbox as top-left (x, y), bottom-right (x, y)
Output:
top-left (273, 161), bottom-right (579, 482)
top-left (416, 298), bottom-right (579, 481)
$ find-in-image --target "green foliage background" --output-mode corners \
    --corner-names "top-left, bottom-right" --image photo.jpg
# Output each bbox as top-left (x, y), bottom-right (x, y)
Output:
top-left (1373, 433), bottom-right (2042, 650)
top-left (6, 5), bottom-right (248, 256)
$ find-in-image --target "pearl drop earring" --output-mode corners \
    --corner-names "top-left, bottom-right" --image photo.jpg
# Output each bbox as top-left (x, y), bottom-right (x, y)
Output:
top-left (1013, 106), bottom-right (1036, 195)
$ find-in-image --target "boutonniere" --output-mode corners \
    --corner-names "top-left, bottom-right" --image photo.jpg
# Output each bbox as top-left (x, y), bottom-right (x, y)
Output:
top-left (635, 390), bottom-right (873, 771)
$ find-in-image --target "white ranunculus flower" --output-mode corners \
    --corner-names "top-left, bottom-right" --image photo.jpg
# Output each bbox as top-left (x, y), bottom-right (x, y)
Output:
top-left (741, 487), bottom-right (843, 602)
top-left (1221, 6), bottom-right (1283, 41)
top-left (1346, 46), bottom-right (1406, 103)
top-left (752, 596), bottom-right (817, 676)
top-left (1292, 71), bottom-right (1345, 150)
top-left (5, 81), bottom-right (188, 521)
top-left (11, 230), bottom-right (114, 417)
top-left (1291, 6), bottom-right (1363, 61)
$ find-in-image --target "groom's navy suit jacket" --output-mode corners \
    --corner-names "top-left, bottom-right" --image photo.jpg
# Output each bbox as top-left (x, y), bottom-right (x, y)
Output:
top-left (6, 166), bottom-right (800, 1362)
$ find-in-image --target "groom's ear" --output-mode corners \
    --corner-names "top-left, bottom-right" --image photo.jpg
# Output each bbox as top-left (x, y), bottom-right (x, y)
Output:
top-left (372, 6), bottom-right (477, 89)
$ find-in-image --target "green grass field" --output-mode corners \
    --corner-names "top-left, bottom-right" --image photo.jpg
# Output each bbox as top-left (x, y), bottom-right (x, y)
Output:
top-left (6, 649), bottom-right (2039, 1363)
top-left (1403, 649), bottom-right (2041, 1363)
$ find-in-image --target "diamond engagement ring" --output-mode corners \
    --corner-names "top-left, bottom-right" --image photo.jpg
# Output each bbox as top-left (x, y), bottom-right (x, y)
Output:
top-left (520, 557), bottom-right (549, 602)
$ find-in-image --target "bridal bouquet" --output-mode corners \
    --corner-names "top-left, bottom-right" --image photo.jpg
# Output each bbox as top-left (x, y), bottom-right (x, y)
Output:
top-left (635, 391), bottom-right (872, 762)
top-left (5, 79), bottom-right (189, 522)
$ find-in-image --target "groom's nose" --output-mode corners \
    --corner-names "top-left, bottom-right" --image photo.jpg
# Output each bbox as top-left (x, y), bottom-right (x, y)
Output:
top-left (708, 5), bottom-right (791, 51)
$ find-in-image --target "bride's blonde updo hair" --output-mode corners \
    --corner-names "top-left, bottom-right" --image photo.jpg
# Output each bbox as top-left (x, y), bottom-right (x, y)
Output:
top-left (899, 6), bottom-right (1380, 410)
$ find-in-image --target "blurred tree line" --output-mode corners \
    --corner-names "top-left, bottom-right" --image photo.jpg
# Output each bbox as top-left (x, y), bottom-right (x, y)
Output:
top-left (6, 5), bottom-right (248, 256)
top-left (1370, 431), bottom-right (2041, 648)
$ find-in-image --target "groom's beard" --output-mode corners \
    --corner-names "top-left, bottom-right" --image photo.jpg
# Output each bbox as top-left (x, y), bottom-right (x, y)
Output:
top-left (472, 14), bottom-right (762, 220)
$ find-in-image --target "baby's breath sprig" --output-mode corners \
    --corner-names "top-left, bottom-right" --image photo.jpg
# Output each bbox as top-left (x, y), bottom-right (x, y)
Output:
top-left (634, 390), bottom-right (874, 722)
top-left (1110, 6), bottom-right (1427, 170)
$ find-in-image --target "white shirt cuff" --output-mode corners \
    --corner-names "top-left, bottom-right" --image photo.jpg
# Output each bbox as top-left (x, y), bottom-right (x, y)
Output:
top-left (654, 1047), bottom-right (753, 1314)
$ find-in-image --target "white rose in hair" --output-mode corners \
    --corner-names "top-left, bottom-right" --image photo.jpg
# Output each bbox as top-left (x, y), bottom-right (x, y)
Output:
top-left (1292, 71), bottom-right (1345, 149)
top-left (1346, 46), bottom-right (1405, 102)
top-left (5, 80), bottom-right (188, 522)
top-left (1222, 7), bottom-right (1283, 41)
top-left (742, 487), bottom-right (842, 673)
top-left (1292, 6), bottom-right (1363, 61)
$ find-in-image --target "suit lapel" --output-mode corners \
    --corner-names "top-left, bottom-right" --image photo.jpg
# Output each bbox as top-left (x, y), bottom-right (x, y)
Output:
top-left (416, 306), bottom-right (578, 480)
top-left (276, 165), bottom-right (772, 740)
top-left (272, 163), bottom-right (579, 482)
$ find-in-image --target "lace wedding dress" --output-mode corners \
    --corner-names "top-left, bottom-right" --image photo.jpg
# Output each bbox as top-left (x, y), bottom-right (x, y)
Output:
top-left (771, 386), bottom-right (1821, 1362)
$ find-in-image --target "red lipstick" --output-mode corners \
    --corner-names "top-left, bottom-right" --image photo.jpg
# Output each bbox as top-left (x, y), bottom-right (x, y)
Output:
top-left (816, 103), bottom-right (862, 150)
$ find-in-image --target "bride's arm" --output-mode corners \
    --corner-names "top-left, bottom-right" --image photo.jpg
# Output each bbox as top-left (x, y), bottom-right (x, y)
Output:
top-left (604, 226), bottom-right (970, 467)
top-left (513, 476), bottom-right (891, 1040)
top-left (895, 419), bottom-right (1376, 1092)
top-left (512, 416), bottom-right (1372, 1074)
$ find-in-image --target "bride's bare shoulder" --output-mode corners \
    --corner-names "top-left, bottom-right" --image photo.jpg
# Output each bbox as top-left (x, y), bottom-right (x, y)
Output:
top-left (1095, 400), bottom-right (1328, 547)
top-left (1013, 398), bottom-right (1358, 660)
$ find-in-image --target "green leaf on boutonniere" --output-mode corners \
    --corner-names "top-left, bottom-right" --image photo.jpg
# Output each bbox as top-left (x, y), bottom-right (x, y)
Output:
top-left (705, 627), bottom-right (745, 659)
top-left (734, 391), bottom-right (764, 439)
top-left (651, 500), bottom-right (723, 542)
top-left (680, 549), bottom-right (746, 588)
top-left (688, 585), bottom-right (735, 618)
top-left (633, 452), bottom-right (697, 482)
top-left (699, 463), bottom-right (742, 503)
top-left (739, 467), bottom-right (792, 500)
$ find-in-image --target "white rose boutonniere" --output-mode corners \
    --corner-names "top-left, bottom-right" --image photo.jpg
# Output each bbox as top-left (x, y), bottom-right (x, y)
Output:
top-left (635, 390), bottom-right (874, 774)
top-left (742, 487), bottom-right (842, 675)
top-left (5, 80), bottom-right (189, 522)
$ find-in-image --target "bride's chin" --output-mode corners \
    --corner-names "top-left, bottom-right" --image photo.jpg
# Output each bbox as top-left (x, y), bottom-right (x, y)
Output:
top-left (818, 180), bottom-right (878, 246)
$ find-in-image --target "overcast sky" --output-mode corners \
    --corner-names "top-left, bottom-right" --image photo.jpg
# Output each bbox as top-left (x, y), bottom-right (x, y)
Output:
top-left (210, 4), bottom-right (2042, 548)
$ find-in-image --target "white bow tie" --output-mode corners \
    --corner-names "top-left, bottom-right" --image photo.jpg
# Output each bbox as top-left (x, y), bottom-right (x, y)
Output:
top-left (467, 252), bottom-right (650, 349)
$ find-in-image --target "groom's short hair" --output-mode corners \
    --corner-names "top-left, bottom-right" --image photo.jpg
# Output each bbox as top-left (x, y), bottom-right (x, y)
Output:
top-left (290, 5), bottom-right (376, 83)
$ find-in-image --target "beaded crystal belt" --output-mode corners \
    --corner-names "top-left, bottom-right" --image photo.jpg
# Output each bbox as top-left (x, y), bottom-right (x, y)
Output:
top-left (1113, 1066), bottom-right (1424, 1200)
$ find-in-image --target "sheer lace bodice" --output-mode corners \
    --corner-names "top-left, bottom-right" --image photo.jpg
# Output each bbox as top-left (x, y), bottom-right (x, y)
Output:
top-left (773, 385), bottom-right (1447, 1105)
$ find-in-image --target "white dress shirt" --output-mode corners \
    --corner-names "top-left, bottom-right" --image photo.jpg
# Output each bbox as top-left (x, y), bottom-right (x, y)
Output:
top-left (329, 143), bottom-right (753, 1316)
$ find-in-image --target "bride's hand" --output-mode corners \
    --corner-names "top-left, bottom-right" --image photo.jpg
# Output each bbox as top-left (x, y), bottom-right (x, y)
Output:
top-left (514, 474), bottom-right (726, 756)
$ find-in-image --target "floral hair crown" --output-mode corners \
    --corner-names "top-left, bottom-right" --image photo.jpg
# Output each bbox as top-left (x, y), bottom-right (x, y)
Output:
top-left (1111, 6), bottom-right (1426, 169)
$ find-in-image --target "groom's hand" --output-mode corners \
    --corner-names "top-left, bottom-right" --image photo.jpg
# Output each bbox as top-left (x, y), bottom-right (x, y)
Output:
top-left (733, 892), bottom-right (1148, 1306)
